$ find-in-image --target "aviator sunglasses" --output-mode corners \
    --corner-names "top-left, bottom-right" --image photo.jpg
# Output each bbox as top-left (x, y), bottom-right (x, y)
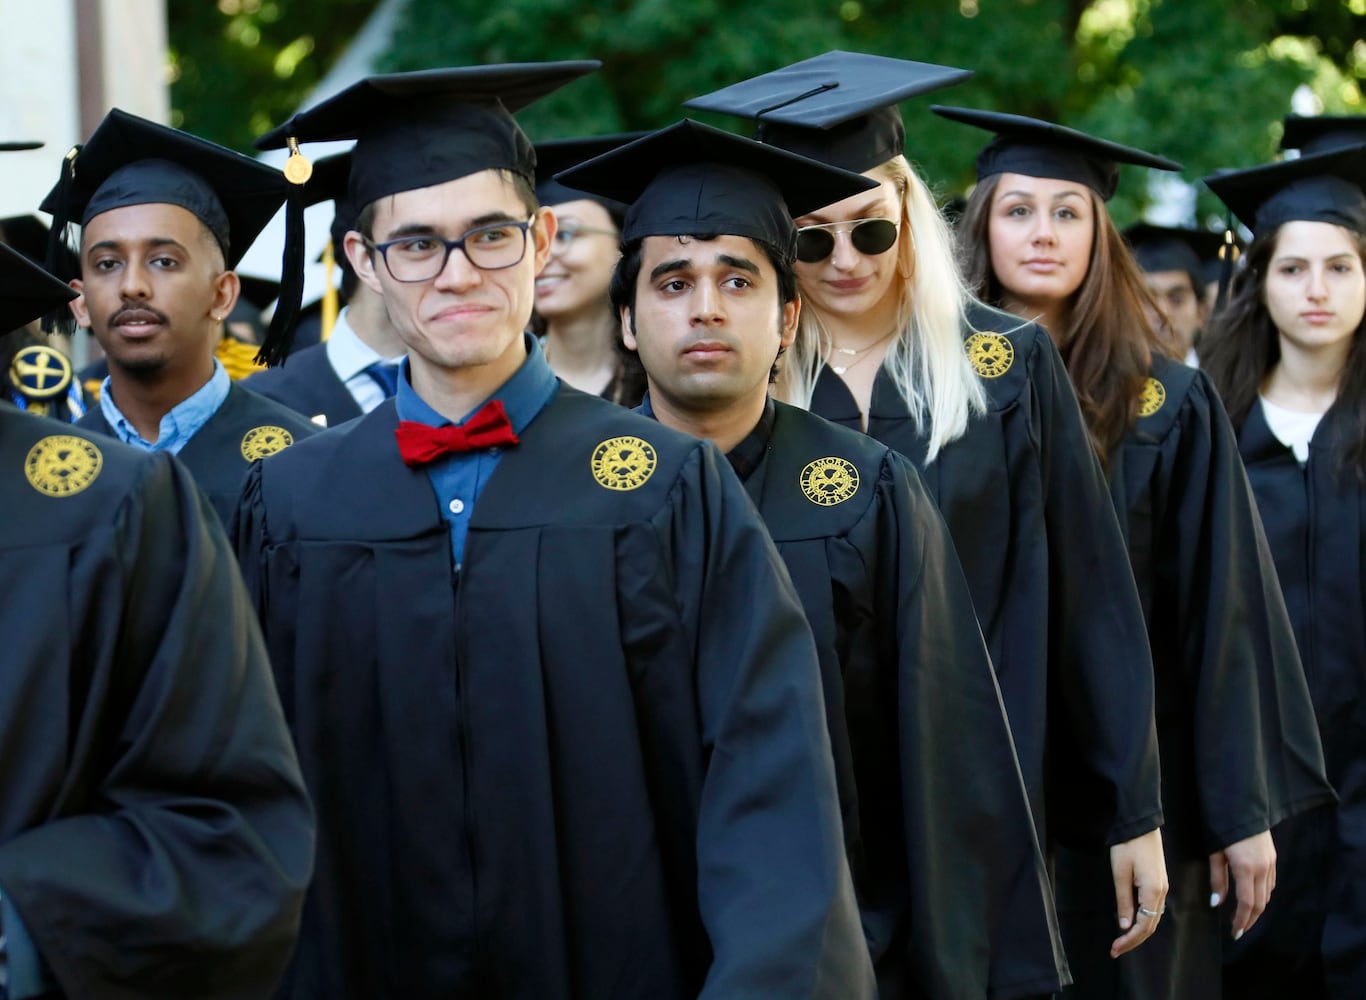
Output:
top-left (795, 217), bottom-right (899, 263)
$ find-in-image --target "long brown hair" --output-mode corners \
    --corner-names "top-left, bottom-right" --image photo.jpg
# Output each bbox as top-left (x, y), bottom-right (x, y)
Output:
top-left (959, 174), bottom-right (1172, 464)
top-left (1202, 225), bottom-right (1366, 482)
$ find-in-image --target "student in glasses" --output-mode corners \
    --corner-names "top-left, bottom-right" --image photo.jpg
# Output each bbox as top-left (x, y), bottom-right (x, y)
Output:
top-left (688, 51), bottom-right (1169, 977)
top-left (944, 106), bottom-right (1332, 1000)
top-left (531, 136), bottom-right (646, 407)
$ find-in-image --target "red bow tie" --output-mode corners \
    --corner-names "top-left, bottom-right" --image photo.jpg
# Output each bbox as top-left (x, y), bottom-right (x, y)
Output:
top-left (394, 400), bottom-right (520, 467)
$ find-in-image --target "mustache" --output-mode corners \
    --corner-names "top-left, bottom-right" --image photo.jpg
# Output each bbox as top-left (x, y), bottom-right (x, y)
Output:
top-left (109, 304), bottom-right (170, 327)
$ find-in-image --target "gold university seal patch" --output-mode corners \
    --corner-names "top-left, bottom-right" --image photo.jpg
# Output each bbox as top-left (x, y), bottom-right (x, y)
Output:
top-left (800, 457), bottom-right (861, 506)
top-left (591, 436), bottom-right (657, 491)
top-left (240, 425), bottom-right (295, 461)
top-left (10, 345), bottom-right (74, 400)
top-left (1137, 377), bottom-right (1166, 418)
top-left (25, 435), bottom-right (102, 497)
top-left (965, 333), bottom-right (1014, 378)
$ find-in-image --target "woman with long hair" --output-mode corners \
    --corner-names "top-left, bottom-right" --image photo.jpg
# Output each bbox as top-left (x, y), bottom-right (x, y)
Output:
top-left (686, 52), bottom-right (1170, 990)
top-left (1201, 144), bottom-right (1366, 999)
top-left (945, 106), bottom-right (1332, 998)
top-left (533, 136), bottom-right (646, 407)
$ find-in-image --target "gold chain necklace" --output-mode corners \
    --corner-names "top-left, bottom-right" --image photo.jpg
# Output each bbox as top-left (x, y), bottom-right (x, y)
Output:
top-left (828, 328), bottom-right (896, 376)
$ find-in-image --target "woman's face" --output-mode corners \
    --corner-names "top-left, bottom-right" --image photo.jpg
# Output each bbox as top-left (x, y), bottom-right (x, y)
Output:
top-left (792, 171), bottom-right (903, 325)
top-left (986, 172), bottom-right (1095, 309)
top-left (1263, 220), bottom-right (1366, 354)
top-left (534, 198), bottom-right (620, 322)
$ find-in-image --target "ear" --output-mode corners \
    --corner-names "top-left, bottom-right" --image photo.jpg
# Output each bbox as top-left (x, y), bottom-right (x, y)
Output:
top-left (531, 206), bottom-right (558, 275)
top-left (346, 230), bottom-right (384, 295)
top-left (619, 304), bottom-right (638, 351)
top-left (67, 279), bottom-right (91, 328)
top-left (779, 293), bottom-right (801, 349)
top-left (211, 270), bottom-right (240, 322)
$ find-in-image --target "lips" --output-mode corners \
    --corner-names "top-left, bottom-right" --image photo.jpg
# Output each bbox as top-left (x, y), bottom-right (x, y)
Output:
top-left (430, 303), bottom-right (495, 322)
top-left (110, 308), bottom-right (167, 336)
top-left (1301, 311), bottom-right (1334, 323)
top-left (535, 275), bottom-right (567, 295)
top-left (682, 339), bottom-right (732, 358)
top-left (826, 276), bottom-right (872, 292)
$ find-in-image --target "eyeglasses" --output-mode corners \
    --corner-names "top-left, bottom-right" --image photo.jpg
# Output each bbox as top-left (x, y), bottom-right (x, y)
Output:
top-left (795, 218), bottom-right (899, 263)
top-left (365, 216), bottom-right (536, 282)
top-left (552, 223), bottom-right (618, 247)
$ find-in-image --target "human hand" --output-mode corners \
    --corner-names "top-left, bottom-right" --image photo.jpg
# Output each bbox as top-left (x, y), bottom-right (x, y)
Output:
top-left (1209, 829), bottom-right (1276, 940)
top-left (1109, 828), bottom-right (1169, 958)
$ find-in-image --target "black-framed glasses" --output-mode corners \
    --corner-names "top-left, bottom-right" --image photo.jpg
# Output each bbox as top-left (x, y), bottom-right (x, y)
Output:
top-left (795, 218), bottom-right (899, 263)
top-left (552, 222), bottom-right (618, 247)
top-left (366, 216), bottom-right (536, 282)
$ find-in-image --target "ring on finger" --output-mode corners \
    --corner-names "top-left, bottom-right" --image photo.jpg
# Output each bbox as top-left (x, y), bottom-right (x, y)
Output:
top-left (1137, 906), bottom-right (1163, 919)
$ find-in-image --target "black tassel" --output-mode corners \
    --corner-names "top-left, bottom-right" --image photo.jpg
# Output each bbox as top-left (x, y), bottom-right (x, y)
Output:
top-left (41, 146), bottom-right (79, 333)
top-left (256, 181), bottom-right (305, 367)
top-left (1215, 215), bottom-right (1238, 313)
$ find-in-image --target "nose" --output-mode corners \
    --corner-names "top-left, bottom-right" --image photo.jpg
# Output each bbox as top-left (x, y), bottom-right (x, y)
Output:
top-left (1031, 214), bottom-right (1057, 245)
top-left (119, 260), bottom-right (151, 300)
top-left (690, 280), bottom-right (724, 326)
top-left (1307, 265), bottom-right (1328, 302)
top-left (432, 244), bottom-right (482, 292)
top-left (829, 229), bottom-right (861, 271)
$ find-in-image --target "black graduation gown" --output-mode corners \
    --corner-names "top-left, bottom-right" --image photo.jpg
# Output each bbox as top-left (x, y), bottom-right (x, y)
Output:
top-left (1223, 398), bottom-right (1366, 998)
top-left (1053, 356), bottom-right (1332, 999)
top-left (738, 401), bottom-right (1065, 999)
top-left (810, 301), bottom-right (1162, 860)
top-left (234, 388), bottom-right (874, 1000)
top-left (79, 382), bottom-right (317, 527)
top-left (240, 342), bottom-right (362, 428)
top-left (0, 405), bottom-right (312, 997)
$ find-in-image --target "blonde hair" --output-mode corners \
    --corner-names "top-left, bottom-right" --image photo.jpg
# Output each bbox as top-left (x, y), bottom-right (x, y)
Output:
top-left (776, 156), bottom-right (986, 461)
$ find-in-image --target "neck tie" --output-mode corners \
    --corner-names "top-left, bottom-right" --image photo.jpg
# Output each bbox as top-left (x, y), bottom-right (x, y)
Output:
top-left (365, 361), bottom-right (400, 398)
top-left (395, 399), bottom-right (520, 467)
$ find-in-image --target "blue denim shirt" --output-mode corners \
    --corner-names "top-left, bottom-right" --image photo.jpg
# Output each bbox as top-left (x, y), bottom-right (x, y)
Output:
top-left (99, 360), bottom-right (231, 453)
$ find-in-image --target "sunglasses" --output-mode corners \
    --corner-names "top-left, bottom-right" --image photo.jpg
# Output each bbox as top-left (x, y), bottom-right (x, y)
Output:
top-left (795, 218), bottom-right (899, 263)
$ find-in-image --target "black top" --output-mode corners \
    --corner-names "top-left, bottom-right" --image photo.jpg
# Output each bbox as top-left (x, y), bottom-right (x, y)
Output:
top-left (240, 342), bottom-right (362, 429)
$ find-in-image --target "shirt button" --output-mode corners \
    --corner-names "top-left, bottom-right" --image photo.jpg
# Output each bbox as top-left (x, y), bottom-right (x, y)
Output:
top-left (449, 498), bottom-right (465, 515)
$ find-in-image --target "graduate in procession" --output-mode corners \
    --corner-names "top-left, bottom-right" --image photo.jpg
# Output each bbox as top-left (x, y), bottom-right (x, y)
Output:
top-left (241, 61), bottom-right (874, 999)
top-left (1200, 139), bottom-right (1366, 999)
top-left (941, 106), bottom-right (1333, 999)
top-left (0, 240), bottom-right (312, 997)
top-left (532, 134), bottom-right (647, 407)
top-left (43, 109), bottom-right (318, 526)
top-left (242, 151), bottom-right (407, 427)
top-left (687, 51), bottom-right (1168, 970)
top-left (1122, 222), bottom-right (1228, 366)
top-left (558, 118), bottom-right (1064, 998)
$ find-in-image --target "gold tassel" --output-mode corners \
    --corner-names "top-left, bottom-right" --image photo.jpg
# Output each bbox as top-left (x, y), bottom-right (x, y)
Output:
top-left (321, 237), bottom-right (338, 341)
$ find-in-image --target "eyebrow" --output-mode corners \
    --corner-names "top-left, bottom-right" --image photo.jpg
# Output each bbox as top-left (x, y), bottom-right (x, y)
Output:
top-left (86, 236), bottom-right (188, 255)
top-left (649, 253), bottom-right (762, 282)
top-left (383, 212), bottom-right (522, 240)
top-left (999, 188), bottom-right (1089, 202)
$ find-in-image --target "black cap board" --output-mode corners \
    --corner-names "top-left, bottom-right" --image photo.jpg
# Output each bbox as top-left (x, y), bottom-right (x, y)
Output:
top-left (0, 215), bottom-right (78, 277)
top-left (931, 106), bottom-right (1182, 201)
top-left (683, 51), bottom-right (971, 173)
top-left (1123, 223), bottom-right (1226, 283)
top-left (0, 242), bottom-right (77, 333)
top-left (1280, 115), bottom-right (1366, 156)
top-left (39, 108), bottom-right (306, 365)
top-left (1203, 142), bottom-right (1366, 233)
top-left (555, 119), bottom-right (878, 256)
top-left (534, 133), bottom-right (645, 216)
top-left (255, 62), bottom-right (600, 211)
top-left (300, 150), bottom-right (358, 264)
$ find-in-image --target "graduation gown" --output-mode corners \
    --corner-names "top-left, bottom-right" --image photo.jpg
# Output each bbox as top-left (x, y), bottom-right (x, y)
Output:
top-left (810, 301), bottom-right (1162, 859)
top-left (240, 342), bottom-right (362, 428)
top-left (0, 405), bottom-right (312, 997)
top-left (739, 401), bottom-right (1064, 999)
top-left (79, 382), bottom-right (317, 527)
top-left (234, 388), bottom-right (874, 1000)
top-left (1053, 356), bottom-right (1332, 999)
top-left (1222, 397), bottom-right (1366, 998)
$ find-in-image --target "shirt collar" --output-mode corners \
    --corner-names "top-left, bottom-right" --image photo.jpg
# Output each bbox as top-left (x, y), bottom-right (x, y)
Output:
top-left (395, 332), bottom-right (558, 435)
top-left (325, 307), bottom-right (403, 381)
top-left (99, 359), bottom-right (231, 454)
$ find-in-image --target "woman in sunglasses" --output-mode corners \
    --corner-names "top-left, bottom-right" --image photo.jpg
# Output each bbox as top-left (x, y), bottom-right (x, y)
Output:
top-left (686, 52), bottom-right (1169, 990)
top-left (945, 106), bottom-right (1331, 999)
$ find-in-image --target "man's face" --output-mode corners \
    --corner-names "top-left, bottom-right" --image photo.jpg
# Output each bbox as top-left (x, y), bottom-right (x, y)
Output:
top-left (623, 234), bottom-right (798, 417)
top-left (347, 170), bottom-right (555, 380)
top-left (69, 202), bottom-right (237, 378)
top-left (1142, 269), bottom-right (1205, 355)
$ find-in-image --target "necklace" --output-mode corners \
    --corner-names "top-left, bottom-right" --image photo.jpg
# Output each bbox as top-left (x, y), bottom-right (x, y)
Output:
top-left (828, 328), bottom-right (896, 376)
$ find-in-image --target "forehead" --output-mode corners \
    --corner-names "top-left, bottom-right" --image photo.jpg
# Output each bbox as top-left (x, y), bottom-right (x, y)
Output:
top-left (80, 201), bottom-right (210, 247)
top-left (1273, 219), bottom-right (1360, 257)
top-left (368, 169), bottom-right (528, 236)
top-left (1142, 269), bottom-right (1196, 293)
top-left (638, 233), bottom-right (772, 271)
top-left (548, 198), bottom-right (614, 228)
top-left (993, 172), bottom-right (1091, 200)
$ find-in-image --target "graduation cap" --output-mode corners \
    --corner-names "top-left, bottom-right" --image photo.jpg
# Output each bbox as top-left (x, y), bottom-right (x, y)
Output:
top-left (1202, 142), bottom-right (1366, 234)
top-left (1123, 223), bottom-right (1227, 284)
top-left (0, 242), bottom-right (76, 333)
top-left (930, 106), bottom-right (1182, 201)
top-left (302, 151), bottom-right (357, 260)
top-left (1280, 115), bottom-right (1366, 156)
top-left (0, 215), bottom-right (78, 277)
top-left (555, 119), bottom-right (879, 255)
top-left (683, 51), bottom-right (972, 173)
top-left (534, 133), bottom-right (645, 216)
top-left (255, 62), bottom-right (600, 211)
top-left (39, 108), bottom-right (306, 365)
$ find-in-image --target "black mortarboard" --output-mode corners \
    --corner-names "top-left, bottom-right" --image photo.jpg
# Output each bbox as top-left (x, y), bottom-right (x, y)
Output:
top-left (931, 106), bottom-right (1182, 201)
top-left (555, 119), bottom-right (878, 256)
top-left (534, 133), bottom-right (645, 216)
top-left (255, 62), bottom-right (600, 211)
top-left (1280, 114), bottom-right (1366, 155)
top-left (0, 242), bottom-right (76, 333)
top-left (39, 108), bottom-right (306, 364)
top-left (302, 151), bottom-right (356, 263)
top-left (1123, 223), bottom-right (1226, 283)
top-left (684, 51), bottom-right (971, 173)
top-left (1203, 143), bottom-right (1366, 233)
top-left (0, 215), bottom-right (77, 276)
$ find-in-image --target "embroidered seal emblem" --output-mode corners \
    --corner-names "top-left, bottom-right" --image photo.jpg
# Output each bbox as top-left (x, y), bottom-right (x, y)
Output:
top-left (1137, 377), bottom-right (1166, 418)
top-left (800, 457), bottom-right (861, 506)
top-left (25, 434), bottom-right (102, 497)
top-left (240, 425), bottom-right (295, 461)
top-left (591, 435), bottom-right (657, 491)
top-left (965, 333), bottom-right (1014, 378)
top-left (10, 345), bottom-right (73, 400)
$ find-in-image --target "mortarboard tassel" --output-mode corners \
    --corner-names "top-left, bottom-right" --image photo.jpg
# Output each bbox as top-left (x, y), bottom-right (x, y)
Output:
top-left (320, 236), bottom-right (338, 341)
top-left (1215, 222), bottom-right (1239, 314)
top-left (256, 136), bottom-right (311, 366)
top-left (41, 146), bottom-right (80, 333)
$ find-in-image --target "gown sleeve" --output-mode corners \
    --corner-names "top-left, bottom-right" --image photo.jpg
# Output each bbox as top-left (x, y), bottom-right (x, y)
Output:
top-left (0, 453), bottom-right (314, 999)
